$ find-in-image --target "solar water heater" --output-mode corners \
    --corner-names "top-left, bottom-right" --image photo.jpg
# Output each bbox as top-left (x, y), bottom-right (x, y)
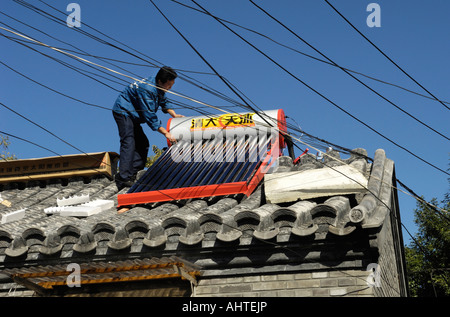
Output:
top-left (117, 109), bottom-right (287, 207)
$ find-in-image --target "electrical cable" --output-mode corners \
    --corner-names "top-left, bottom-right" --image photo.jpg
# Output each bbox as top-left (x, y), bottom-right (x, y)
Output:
top-left (1, 12), bottom-right (447, 217)
top-left (169, 0), bottom-right (450, 106)
top-left (15, 0), bottom-right (253, 111)
top-left (2, 1), bottom-right (446, 288)
top-left (248, 0), bottom-right (449, 142)
top-left (0, 25), bottom-right (131, 86)
top-left (323, 0), bottom-right (450, 112)
top-left (0, 31), bottom-right (122, 92)
top-left (148, 0), bottom-right (266, 122)
top-left (187, 0), bottom-right (449, 177)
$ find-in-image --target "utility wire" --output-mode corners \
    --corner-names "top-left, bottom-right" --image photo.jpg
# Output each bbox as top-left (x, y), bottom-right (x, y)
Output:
top-left (1, 22), bottom-right (447, 180)
top-left (0, 131), bottom-right (60, 158)
top-left (1, 1), bottom-right (444, 288)
top-left (16, 0), bottom-right (251, 111)
top-left (169, 0), bottom-right (450, 106)
top-left (149, 0), bottom-right (450, 218)
top-left (1, 11), bottom-right (447, 216)
top-left (188, 0), bottom-right (449, 176)
top-left (248, 0), bottom-right (449, 142)
top-left (0, 23), bottom-right (130, 86)
top-left (148, 0), bottom-right (263, 119)
top-left (0, 30), bottom-right (122, 91)
top-left (323, 0), bottom-right (450, 112)
top-left (0, 101), bottom-right (89, 157)
top-left (0, 60), bottom-right (112, 111)
top-left (2, 2), bottom-right (442, 220)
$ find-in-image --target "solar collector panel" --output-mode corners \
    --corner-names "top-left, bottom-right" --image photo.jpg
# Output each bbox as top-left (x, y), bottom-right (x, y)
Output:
top-left (118, 109), bottom-right (287, 207)
top-left (128, 134), bottom-right (267, 194)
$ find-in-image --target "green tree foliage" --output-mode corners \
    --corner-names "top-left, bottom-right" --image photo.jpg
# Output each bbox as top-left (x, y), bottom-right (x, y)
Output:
top-left (0, 135), bottom-right (17, 160)
top-left (405, 194), bottom-right (450, 297)
top-left (145, 145), bottom-right (164, 168)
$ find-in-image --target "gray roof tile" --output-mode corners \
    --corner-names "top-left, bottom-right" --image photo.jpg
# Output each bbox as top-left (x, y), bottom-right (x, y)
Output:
top-left (0, 147), bottom-right (396, 267)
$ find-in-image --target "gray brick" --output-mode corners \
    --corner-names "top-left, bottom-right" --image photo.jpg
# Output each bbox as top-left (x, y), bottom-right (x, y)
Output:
top-left (219, 283), bottom-right (253, 293)
top-left (253, 281), bottom-right (287, 291)
top-left (312, 288), bottom-right (329, 296)
top-left (294, 289), bottom-right (313, 297)
top-left (261, 275), bottom-right (278, 281)
top-left (226, 276), bottom-right (244, 284)
top-left (338, 277), bottom-right (357, 286)
top-left (320, 278), bottom-right (338, 287)
top-left (195, 285), bottom-right (219, 295)
top-left (294, 272), bottom-right (312, 280)
top-left (286, 279), bottom-right (320, 289)
top-left (277, 289), bottom-right (297, 297)
top-left (198, 278), bottom-right (225, 286)
top-left (312, 272), bottom-right (328, 279)
top-left (243, 275), bottom-right (260, 283)
top-left (277, 274), bottom-right (296, 281)
top-left (330, 288), bottom-right (348, 296)
top-left (348, 286), bottom-right (374, 296)
top-left (257, 290), bottom-right (278, 297)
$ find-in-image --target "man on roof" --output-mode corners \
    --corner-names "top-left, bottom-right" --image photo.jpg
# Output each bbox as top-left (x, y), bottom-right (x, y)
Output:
top-left (112, 66), bottom-right (184, 188)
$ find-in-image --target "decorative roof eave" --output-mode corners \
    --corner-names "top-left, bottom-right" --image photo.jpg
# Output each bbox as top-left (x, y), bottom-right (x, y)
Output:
top-left (2, 256), bottom-right (200, 295)
top-left (0, 152), bottom-right (119, 185)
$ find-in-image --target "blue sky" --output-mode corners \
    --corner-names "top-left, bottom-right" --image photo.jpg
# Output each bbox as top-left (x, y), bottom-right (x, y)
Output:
top-left (1, 0), bottom-right (449, 244)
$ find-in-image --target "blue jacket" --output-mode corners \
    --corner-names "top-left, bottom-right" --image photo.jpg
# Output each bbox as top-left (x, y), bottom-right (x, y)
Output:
top-left (112, 76), bottom-right (171, 131)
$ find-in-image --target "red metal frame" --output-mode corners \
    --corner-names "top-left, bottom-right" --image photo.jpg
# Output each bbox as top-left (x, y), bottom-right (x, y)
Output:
top-left (116, 137), bottom-right (280, 207)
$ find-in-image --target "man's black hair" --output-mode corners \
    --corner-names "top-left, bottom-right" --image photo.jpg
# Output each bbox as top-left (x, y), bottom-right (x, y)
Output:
top-left (156, 66), bottom-right (178, 84)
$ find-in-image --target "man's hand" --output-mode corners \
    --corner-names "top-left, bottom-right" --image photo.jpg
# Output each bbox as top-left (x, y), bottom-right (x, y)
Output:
top-left (158, 126), bottom-right (177, 144)
top-left (164, 131), bottom-right (177, 144)
top-left (173, 114), bottom-right (185, 118)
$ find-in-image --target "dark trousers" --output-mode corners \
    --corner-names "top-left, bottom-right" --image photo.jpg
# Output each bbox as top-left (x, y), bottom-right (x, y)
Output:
top-left (113, 111), bottom-right (149, 181)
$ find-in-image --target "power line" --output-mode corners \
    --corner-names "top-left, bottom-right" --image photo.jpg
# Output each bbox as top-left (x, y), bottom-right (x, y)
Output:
top-left (0, 60), bottom-right (112, 111)
top-left (248, 0), bottom-right (449, 142)
top-left (15, 0), bottom-right (253, 111)
top-left (0, 131), bottom-right (60, 158)
top-left (2, 19), bottom-right (447, 180)
top-left (170, 0), bottom-right (450, 107)
top-left (187, 0), bottom-right (449, 177)
top-left (148, 0), bottom-right (450, 219)
top-left (0, 8), bottom-right (446, 207)
top-left (0, 101), bottom-right (89, 156)
top-left (323, 0), bottom-right (450, 112)
top-left (0, 29), bottom-right (122, 91)
top-left (148, 0), bottom-right (261, 117)
top-left (0, 22), bottom-right (131, 86)
top-left (2, 1), bottom-right (446, 290)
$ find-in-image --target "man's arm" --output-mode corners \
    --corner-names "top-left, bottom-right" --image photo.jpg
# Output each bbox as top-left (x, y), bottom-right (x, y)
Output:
top-left (166, 108), bottom-right (184, 118)
top-left (157, 126), bottom-right (177, 144)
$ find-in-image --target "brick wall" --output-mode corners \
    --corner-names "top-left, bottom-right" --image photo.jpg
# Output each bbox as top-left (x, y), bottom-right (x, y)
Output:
top-left (194, 270), bottom-right (375, 297)
top-left (373, 195), bottom-right (408, 297)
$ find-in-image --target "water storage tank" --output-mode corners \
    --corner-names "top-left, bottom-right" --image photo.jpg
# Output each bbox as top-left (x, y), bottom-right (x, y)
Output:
top-left (166, 109), bottom-right (287, 148)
